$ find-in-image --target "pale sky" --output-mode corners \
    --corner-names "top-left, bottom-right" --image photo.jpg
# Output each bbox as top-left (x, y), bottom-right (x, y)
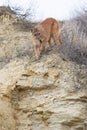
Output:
top-left (0, 0), bottom-right (87, 21)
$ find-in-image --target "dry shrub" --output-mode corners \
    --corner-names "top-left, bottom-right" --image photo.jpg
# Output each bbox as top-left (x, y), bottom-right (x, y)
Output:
top-left (0, 6), bottom-right (15, 15)
top-left (58, 11), bottom-right (87, 65)
top-left (76, 9), bottom-right (87, 34)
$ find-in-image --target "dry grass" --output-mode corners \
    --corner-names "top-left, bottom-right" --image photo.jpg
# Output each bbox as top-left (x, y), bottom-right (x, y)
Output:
top-left (13, 18), bottom-right (36, 31)
top-left (58, 11), bottom-right (87, 65)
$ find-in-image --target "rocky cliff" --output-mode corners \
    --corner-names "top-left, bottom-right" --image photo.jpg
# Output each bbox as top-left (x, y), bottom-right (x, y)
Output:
top-left (0, 6), bottom-right (87, 130)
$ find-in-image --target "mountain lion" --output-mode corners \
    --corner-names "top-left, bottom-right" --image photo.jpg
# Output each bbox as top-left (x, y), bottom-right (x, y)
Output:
top-left (32, 17), bottom-right (61, 59)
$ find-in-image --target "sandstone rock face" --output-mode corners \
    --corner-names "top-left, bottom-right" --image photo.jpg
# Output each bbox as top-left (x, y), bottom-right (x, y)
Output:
top-left (0, 54), bottom-right (87, 130)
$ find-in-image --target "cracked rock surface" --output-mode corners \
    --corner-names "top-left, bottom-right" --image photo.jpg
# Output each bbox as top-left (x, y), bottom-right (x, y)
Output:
top-left (0, 54), bottom-right (87, 130)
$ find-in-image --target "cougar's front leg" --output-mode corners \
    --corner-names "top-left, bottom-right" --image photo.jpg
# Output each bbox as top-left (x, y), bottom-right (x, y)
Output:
top-left (41, 41), bottom-right (46, 53)
top-left (34, 44), bottom-right (40, 59)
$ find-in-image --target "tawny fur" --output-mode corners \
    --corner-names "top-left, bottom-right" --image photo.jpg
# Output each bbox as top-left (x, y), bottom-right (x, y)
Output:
top-left (32, 17), bottom-right (61, 59)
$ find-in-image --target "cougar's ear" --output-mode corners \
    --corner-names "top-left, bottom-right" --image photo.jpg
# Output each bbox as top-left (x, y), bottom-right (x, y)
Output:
top-left (31, 27), bottom-right (37, 33)
top-left (34, 27), bottom-right (38, 32)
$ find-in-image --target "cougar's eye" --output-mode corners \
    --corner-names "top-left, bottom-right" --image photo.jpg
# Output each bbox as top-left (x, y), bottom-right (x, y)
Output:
top-left (39, 39), bottom-right (42, 43)
top-left (38, 32), bottom-right (40, 35)
top-left (34, 32), bottom-right (37, 36)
